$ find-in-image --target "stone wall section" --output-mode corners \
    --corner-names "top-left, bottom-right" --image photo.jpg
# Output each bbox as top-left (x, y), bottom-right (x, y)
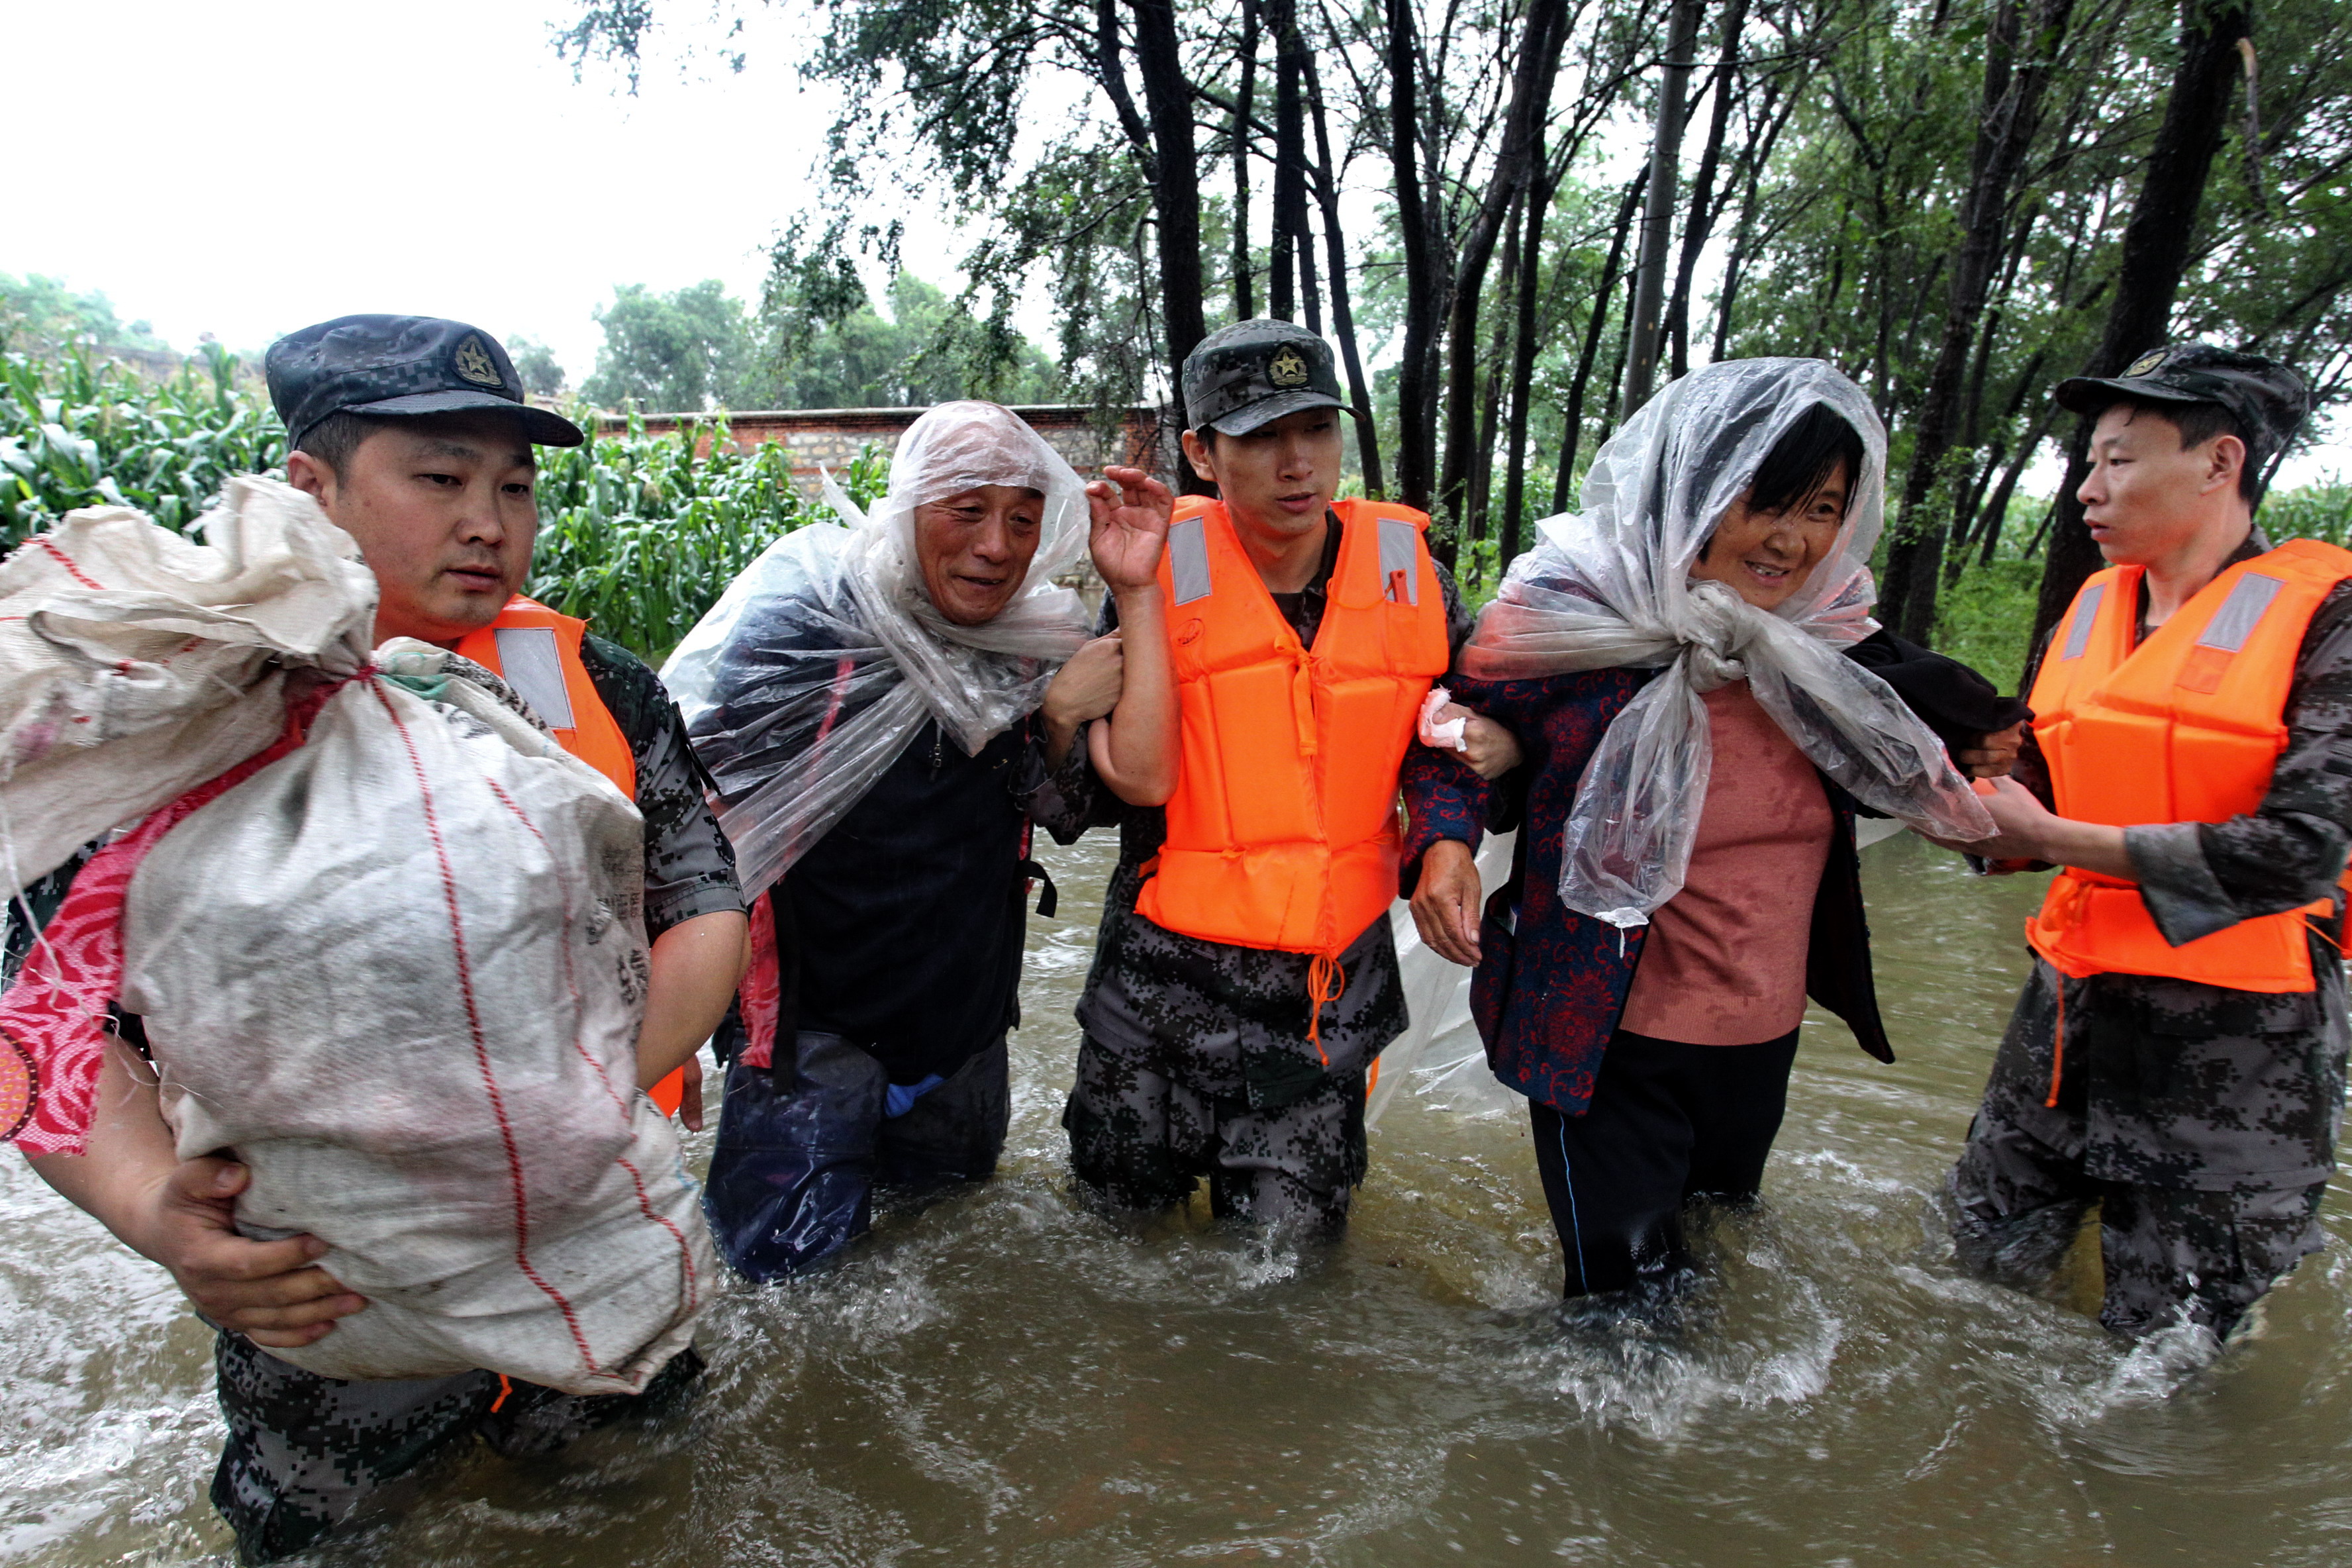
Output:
top-left (595, 405), bottom-right (1175, 492)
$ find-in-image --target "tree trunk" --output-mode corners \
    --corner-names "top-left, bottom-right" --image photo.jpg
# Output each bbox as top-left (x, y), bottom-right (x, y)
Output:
top-left (2028, 0), bottom-right (2251, 660)
top-left (1710, 74), bottom-right (1798, 360)
top-left (1468, 192), bottom-right (1525, 556)
top-left (1269, 0), bottom-right (1307, 322)
top-left (1128, 0), bottom-right (1211, 490)
top-left (1231, 0), bottom-right (1259, 321)
top-left (1304, 47), bottom-right (1385, 495)
top-left (1558, 168), bottom-right (1648, 513)
top-left (1668, 0), bottom-right (1749, 381)
top-left (1620, 0), bottom-right (1702, 418)
top-left (1503, 150), bottom-right (1561, 565)
top-left (1435, 0), bottom-right (1571, 554)
top-left (1879, 0), bottom-right (2077, 640)
top-left (1387, 0), bottom-right (1444, 513)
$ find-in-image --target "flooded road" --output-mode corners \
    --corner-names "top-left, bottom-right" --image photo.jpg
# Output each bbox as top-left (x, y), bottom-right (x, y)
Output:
top-left (6, 830), bottom-right (2351, 1564)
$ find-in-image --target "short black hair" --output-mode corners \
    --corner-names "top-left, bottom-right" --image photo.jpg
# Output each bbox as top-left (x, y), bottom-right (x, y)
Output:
top-left (292, 410), bottom-right (395, 477)
top-left (292, 408), bottom-right (537, 479)
top-left (2090, 395), bottom-right (2260, 505)
top-left (1748, 403), bottom-right (1867, 518)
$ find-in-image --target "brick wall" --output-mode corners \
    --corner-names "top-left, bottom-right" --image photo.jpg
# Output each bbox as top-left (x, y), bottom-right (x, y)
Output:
top-left (593, 404), bottom-right (1175, 491)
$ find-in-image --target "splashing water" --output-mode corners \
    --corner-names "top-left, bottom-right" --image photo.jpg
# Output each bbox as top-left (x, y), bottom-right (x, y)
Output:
top-left (3, 832), bottom-right (2349, 1563)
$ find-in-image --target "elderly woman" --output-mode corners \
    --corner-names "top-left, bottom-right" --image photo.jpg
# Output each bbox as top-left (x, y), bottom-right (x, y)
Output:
top-left (664, 401), bottom-right (1172, 1278)
top-left (1402, 360), bottom-right (2025, 1301)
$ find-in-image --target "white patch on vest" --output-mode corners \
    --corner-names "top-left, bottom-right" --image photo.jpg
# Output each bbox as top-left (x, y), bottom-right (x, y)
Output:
top-left (2195, 571), bottom-right (2284, 654)
top-left (2062, 582), bottom-right (2106, 660)
top-left (1378, 516), bottom-right (1419, 605)
top-left (1169, 517), bottom-right (1213, 605)
top-left (493, 626), bottom-right (575, 728)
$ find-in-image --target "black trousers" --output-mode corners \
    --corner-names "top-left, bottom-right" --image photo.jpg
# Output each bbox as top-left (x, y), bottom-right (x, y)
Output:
top-left (1529, 1028), bottom-right (1802, 1297)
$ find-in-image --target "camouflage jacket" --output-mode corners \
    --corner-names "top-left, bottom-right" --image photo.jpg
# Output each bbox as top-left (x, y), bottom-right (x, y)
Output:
top-left (1988, 529), bottom-right (2352, 1189)
top-left (1034, 518), bottom-right (1473, 1110)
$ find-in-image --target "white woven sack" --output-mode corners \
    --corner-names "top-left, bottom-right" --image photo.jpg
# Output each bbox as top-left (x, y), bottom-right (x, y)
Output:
top-left (122, 643), bottom-right (714, 1394)
top-left (0, 477), bottom-right (376, 896)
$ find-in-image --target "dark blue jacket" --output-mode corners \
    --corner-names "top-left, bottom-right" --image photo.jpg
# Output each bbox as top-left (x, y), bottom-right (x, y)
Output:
top-left (1400, 666), bottom-right (1893, 1116)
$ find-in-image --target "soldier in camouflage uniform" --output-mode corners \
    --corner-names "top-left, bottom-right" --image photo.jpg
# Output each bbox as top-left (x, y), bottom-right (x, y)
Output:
top-left (1034, 320), bottom-right (1497, 1233)
top-left (1940, 346), bottom-right (2346, 1344)
top-left (23, 318), bottom-right (746, 1561)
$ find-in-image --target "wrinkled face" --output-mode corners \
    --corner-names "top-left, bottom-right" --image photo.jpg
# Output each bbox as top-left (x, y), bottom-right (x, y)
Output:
top-left (2077, 404), bottom-right (2243, 566)
top-left (1182, 407), bottom-right (1346, 543)
top-left (912, 484), bottom-right (1046, 624)
top-left (287, 412), bottom-right (537, 646)
top-left (1689, 459), bottom-right (1851, 611)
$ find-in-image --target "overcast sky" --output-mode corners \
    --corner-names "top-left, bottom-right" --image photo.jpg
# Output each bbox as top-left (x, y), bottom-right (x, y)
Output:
top-left (7, 0), bottom-right (2340, 482)
top-left (4, 0), bottom-right (879, 383)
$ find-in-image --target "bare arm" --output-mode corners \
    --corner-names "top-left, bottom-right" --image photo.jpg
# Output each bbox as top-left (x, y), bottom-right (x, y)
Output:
top-left (27, 1040), bottom-right (364, 1347)
top-left (1926, 775), bottom-right (2135, 878)
top-left (1083, 466), bottom-right (1180, 807)
top-left (635, 909), bottom-right (750, 1093)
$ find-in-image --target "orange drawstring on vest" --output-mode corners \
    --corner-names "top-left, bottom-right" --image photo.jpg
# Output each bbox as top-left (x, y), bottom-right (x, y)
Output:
top-left (1305, 953), bottom-right (1344, 1065)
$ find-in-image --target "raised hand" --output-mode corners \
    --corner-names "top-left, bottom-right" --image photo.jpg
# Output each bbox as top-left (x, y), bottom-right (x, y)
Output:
top-left (1086, 465), bottom-right (1173, 595)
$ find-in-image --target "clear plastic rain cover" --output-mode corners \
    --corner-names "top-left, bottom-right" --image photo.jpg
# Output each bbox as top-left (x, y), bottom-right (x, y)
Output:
top-left (663, 402), bottom-right (1093, 898)
top-left (1458, 358), bottom-right (1994, 927)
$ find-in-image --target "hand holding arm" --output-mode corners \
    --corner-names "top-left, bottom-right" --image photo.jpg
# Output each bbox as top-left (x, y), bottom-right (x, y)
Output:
top-left (28, 1040), bottom-right (365, 1346)
top-left (1083, 466), bottom-right (1180, 807)
top-left (1040, 634), bottom-right (1124, 769)
top-left (1434, 704), bottom-right (1522, 782)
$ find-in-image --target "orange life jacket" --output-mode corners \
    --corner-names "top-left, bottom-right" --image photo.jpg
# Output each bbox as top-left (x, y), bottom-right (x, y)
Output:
top-left (1136, 497), bottom-right (1451, 1001)
top-left (455, 598), bottom-right (638, 800)
top-left (457, 599), bottom-right (683, 1114)
top-left (2024, 538), bottom-right (2352, 993)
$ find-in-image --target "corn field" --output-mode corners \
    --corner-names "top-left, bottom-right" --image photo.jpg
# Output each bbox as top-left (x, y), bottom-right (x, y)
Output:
top-left (0, 345), bottom-right (886, 662)
top-left (1, 341), bottom-right (282, 541)
top-left (527, 411), bottom-right (887, 661)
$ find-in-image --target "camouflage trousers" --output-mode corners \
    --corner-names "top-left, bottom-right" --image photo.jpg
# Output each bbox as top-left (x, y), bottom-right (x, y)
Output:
top-left (1947, 957), bottom-right (2343, 1342)
top-left (211, 1332), bottom-right (703, 1563)
top-left (1063, 1035), bottom-right (1368, 1233)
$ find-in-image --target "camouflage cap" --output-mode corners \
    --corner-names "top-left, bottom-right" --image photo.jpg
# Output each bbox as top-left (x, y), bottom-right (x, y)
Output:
top-left (266, 315), bottom-right (583, 452)
top-left (2055, 342), bottom-right (2308, 462)
top-left (1182, 318), bottom-right (1349, 436)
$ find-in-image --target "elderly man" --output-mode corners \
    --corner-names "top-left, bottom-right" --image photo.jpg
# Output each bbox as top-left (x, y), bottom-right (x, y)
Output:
top-left (668, 400), bottom-right (1173, 1278)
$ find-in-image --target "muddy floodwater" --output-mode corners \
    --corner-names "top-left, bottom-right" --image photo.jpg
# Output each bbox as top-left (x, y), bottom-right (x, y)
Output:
top-left (7, 831), bottom-right (2352, 1565)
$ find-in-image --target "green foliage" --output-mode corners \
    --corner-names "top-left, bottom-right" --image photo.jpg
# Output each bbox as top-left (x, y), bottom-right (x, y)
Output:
top-left (0, 273), bottom-right (170, 356)
top-left (2261, 479), bottom-right (2352, 549)
top-left (0, 342), bottom-right (283, 545)
top-left (1936, 555), bottom-right (2045, 696)
top-left (508, 336), bottom-right (569, 398)
top-left (526, 413), bottom-right (891, 662)
top-left (579, 270), bottom-right (1067, 414)
top-left (581, 281), bottom-right (755, 413)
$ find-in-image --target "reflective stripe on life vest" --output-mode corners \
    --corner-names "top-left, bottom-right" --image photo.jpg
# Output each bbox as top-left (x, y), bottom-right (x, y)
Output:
top-left (2024, 538), bottom-right (2352, 992)
top-left (455, 597), bottom-right (638, 800)
top-left (1136, 497), bottom-right (1451, 967)
top-left (457, 599), bottom-right (681, 1113)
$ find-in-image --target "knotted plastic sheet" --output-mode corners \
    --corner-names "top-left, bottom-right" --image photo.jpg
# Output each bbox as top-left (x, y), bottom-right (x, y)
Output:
top-left (1459, 358), bottom-right (1993, 926)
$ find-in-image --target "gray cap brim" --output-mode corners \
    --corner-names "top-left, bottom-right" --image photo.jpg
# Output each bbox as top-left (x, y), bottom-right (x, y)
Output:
top-left (342, 389), bottom-right (585, 447)
top-left (2053, 375), bottom-right (2212, 415)
top-left (1206, 387), bottom-right (1349, 437)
